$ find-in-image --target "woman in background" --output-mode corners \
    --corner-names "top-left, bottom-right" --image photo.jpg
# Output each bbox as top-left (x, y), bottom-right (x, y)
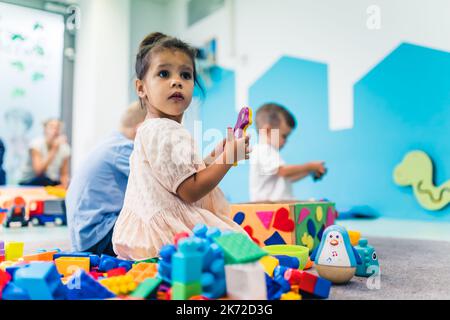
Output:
top-left (18, 119), bottom-right (71, 188)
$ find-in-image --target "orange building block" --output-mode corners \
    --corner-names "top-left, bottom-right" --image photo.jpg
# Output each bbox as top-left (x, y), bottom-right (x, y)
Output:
top-left (55, 257), bottom-right (90, 277)
top-left (21, 251), bottom-right (58, 262)
top-left (127, 263), bottom-right (158, 284)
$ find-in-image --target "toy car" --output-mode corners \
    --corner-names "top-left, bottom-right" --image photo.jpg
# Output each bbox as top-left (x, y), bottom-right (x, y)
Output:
top-left (29, 199), bottom-right (67, 226)
top-left (3, 197), bottom-right (28, 228)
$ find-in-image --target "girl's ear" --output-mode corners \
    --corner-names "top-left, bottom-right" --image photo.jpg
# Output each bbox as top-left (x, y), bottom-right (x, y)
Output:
top-left (135, 79), bottom-right (146, 98)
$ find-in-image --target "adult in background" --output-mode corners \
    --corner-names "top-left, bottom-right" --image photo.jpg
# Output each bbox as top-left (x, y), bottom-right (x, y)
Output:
top-left (66, 101), bottom-right (146, 256)
top-left (18, 119), bottom-right (71, 188)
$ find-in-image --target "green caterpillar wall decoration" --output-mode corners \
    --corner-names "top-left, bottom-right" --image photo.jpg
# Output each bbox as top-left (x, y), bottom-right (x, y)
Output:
top-left (394, 150), bottom-right (450, 211)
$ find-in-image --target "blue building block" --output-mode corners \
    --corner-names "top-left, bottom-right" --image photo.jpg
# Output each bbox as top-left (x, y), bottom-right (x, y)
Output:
top-left (273, 265), bottom-right (289, 279)
top-left (1, 282), bottom-right (30, 300)
top-left (313, 277), bottom-right (332, 299)
top-left (98, 254), bottom-right (133, 272)
top-left (14, 262), bottom-right (67, 300)
top-left (171, 238), bottom-right (204, 283)
top-left (274, 255), bottom-right (300, 269)
top-left (157, 244), bottom-right (176, 283)
top-left (65, 269), bottom-right (115, 300)
top-left (265, 274), bottom-right (284, 300)
top-left (5, 264), bottom-right (29, 279)
top-left (53, 252), bottom-right (100, 268)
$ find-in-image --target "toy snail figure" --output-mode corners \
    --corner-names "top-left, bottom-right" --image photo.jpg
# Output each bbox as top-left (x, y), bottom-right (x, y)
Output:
top-left (310, 225), bottom-right (362, 284)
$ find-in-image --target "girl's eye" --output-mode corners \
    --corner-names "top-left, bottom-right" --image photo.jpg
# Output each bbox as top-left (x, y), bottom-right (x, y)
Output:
top-left (181, 72), bottom-right (192, 80)
top-left (329, 235), bottom-right (333, 238)
top-left (158, 70), bottom-right (169, 78)
top-left (336, 235), bottom-right (339, 239)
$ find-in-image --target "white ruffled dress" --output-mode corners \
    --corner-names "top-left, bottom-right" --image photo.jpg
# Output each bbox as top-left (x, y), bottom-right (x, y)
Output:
top-left (112, 118), bottom-right (244, 260)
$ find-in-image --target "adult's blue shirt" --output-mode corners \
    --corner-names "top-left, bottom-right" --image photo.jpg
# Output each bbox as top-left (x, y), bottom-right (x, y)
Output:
top-left (66, 131), bottom-right (133, 251)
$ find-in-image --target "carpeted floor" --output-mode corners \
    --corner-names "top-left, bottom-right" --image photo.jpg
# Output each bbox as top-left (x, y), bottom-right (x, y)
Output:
top-left (323, 237), bottom-right (450, 300)
top-left (2, 226), bottom-right (450, 299)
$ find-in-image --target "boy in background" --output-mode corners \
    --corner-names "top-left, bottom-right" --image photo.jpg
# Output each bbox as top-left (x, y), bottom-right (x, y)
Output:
top-left (249, 103), bottom-right (326, 202)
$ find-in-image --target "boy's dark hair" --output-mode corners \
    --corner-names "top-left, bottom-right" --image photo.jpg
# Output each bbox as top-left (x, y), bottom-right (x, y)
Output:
top-left (135, 32), bottom-right (203, 109)
top-left (255, 103), bottom-right (297, 130)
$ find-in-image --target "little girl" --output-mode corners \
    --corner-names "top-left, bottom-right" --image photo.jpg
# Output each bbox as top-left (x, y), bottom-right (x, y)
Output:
top-left (112, 32), bottom-right (250, 260)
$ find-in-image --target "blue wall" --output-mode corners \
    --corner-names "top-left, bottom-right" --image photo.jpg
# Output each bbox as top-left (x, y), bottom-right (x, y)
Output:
top-left (200, 43), bottom-right (450, 221)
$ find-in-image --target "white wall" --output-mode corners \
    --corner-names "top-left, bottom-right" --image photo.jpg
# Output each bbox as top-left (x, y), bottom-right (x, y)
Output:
top-left (129, 0), bottom-right (171, 101)
top-left (72, 0), bottom-right (130, 172)
top-left (171, 0), bottom-right (450, 130)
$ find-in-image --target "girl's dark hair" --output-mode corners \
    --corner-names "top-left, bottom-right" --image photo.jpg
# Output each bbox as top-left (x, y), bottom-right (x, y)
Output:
top-left (135, 32), bottom-right (204, 109)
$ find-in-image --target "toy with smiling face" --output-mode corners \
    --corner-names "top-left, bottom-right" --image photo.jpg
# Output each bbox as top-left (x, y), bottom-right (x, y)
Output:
top-left (310, 225), bottom-right (362, 284)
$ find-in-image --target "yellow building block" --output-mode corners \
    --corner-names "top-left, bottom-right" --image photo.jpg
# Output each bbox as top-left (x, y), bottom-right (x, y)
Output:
top-left (55, 257), bottom-right (90, 277)
top-left (281, 291), bottom-right (302, 300)
top-left (259, 255), bottom-right (279, 277)
top-left (100, 275), bottom-right (137, 296)
top-left (5, 242), bottom-right (24, 261)
top-left (126, 262), bottom-right (157, 283)
top-left (348, 230), bottom-right (361, 246)
top-left (0, 260), bottom-right (21, 271)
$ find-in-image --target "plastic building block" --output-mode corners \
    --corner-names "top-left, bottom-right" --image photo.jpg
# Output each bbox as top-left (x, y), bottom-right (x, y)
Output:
top-left (127, 262), bottom-right (157, 283)
top-left (130, 277), bottom-right (162, 299)
top-left (304, 257), bottom-right (314, 270)
top-left (171, 238), bottom-right (204, 284)
top-left (65, 269), bottom-right (115, 300)
top-left (280, 291), bottom-right (302, 300)
top-left (1, 282), bottom-right (30, 300)
top-left (22, 250), bottom-right (58, 262)
top-left (55, 257), bottom-right (90, 277)
top-left (134, 257), bottom-right (159, 264)
top-left (273, 255), bottom-right (300, 269)
top-left (98, 254), bottom-right (133, 272)
top-left (313, 277), bottom-right (332, 299)
top-left (348, 230), bottom-right (361, 246)
top-left (107, 267), bottom-right (127, 278)
top-left (0, 269), bottom-right (12, 299)
top-left (259, 256), bottom-right (279, 277)
top-left (5, 242), bottom-right (24, 261)
top-left (263, 245), bottom-right (309, 270)
top-left (264, 274), bottom-right (288, 300)
top-left (157, 244), bottom-right (176, 283)
top-left (173, 232), bottom-right (190, 247)
top-left (100, 274), bottom-right (137, 296)
top-left (171, 281), bottom-right (202, 300)
top-left (0, 241), bottom-right (5, 262)
top-left (213, 233), bottom-right (267, 264)
top-left (14, 262), bottom-right (67, 300)
top-left (191, 225), bottom-right (227, 299)
top-left (273, 265), bottom-right (288, 279)
top-left (355, 238), bottom-right (380, 277)
top-left (224, 262), bottom-right (267, 300)
top-left (53, 252), bottom-right (100, 268)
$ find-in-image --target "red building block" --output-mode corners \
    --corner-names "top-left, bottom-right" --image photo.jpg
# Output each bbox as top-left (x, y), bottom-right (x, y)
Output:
top-left (298, 271), bottom-right (318, 294)
top-left (173, 232), bottom-right (190, 247)
top-left (107, 267), bottom-right (127, 278)
top-left (0, 269), bottom-right (13, 300)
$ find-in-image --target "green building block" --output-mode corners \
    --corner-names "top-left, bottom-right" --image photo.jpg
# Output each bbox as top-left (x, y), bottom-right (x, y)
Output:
top-left (213, 233), bottom-right (267, 264)
top-left (171, 281), bottom-right (202, 300)
top-left (130, 277), bottom-right (162, 299)
top-left (134, 257), bottom-right (159, 265)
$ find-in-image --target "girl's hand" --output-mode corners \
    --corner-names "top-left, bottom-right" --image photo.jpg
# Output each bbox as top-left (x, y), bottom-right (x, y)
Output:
top-left (223, 127), bottom-right (251, 164)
